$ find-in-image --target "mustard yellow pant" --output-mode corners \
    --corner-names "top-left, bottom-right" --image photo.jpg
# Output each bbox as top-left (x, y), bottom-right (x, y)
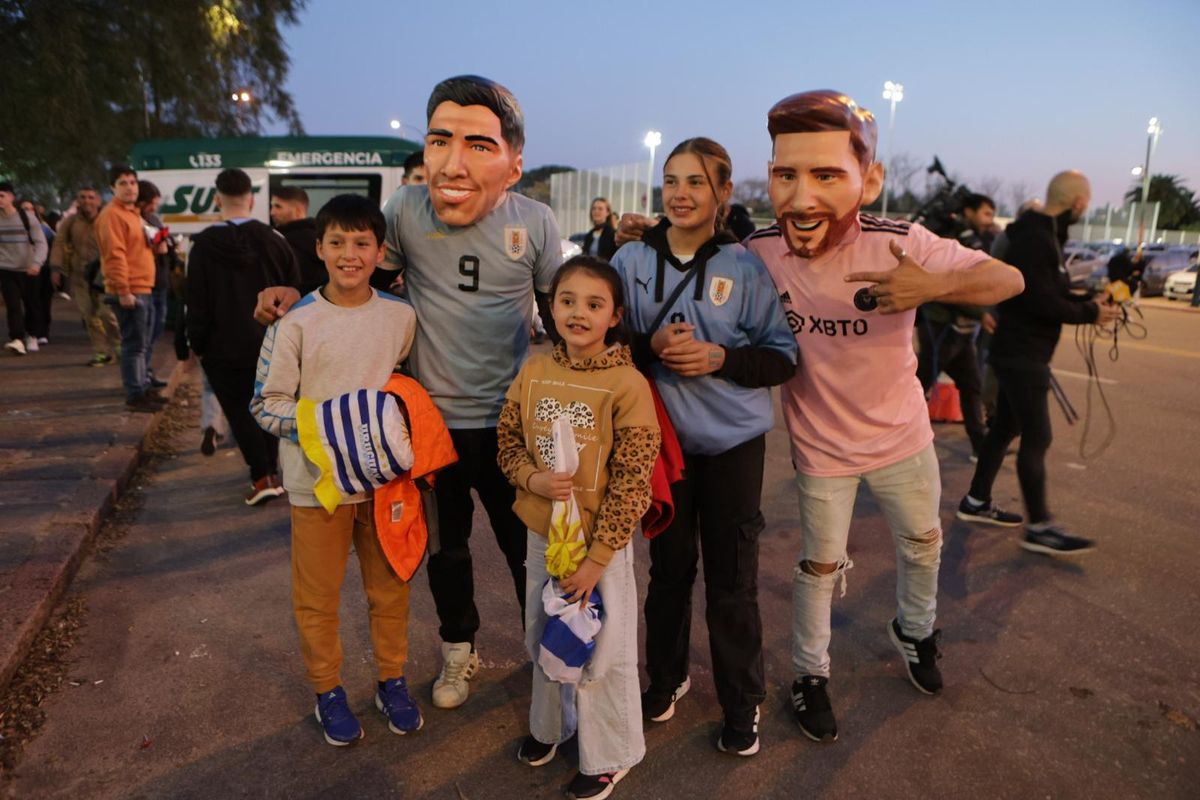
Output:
top-left (291, 500), bottom-right (410, 693)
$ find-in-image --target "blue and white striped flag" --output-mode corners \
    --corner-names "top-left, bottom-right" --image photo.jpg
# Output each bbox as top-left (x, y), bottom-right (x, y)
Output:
top-left (297, 389), bottom-right (414, 512)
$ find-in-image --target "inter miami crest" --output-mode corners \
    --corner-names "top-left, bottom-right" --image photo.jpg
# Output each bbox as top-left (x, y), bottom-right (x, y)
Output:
top-left (504, 226), bottom-right (528, 260)
top-left (709, 276), bottom-right (733, 306)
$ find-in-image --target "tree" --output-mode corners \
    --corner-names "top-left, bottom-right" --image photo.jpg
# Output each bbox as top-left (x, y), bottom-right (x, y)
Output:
top-left (515, 164), bottom-right (575, 205)
top-left (732, 177), bottom-right (771, 216)
top-left (1006, 180), bottom-right (1037, 218)
top-left (1123, 175), bottom-right (1200, 230)
top-left (0, 1), bottom-right (306, 200)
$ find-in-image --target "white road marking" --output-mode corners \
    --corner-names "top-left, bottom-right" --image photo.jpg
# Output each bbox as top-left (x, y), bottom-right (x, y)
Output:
top-left (1054, 369), bottom-right (1117, 386)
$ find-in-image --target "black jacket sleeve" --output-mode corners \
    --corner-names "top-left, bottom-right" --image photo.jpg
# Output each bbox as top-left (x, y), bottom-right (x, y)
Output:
top-left (184, 245), bottom-right (211, 357)
top-left (630, 331), bottom-right (656, 371)
top-left (716, 345), bottom-right (797, 388)
top-left (1009, 238), bottom-right (1098, 326)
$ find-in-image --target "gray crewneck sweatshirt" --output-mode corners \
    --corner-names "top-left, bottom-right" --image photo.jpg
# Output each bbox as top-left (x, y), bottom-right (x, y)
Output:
top-left (252, 288), bottom-right (417, 507)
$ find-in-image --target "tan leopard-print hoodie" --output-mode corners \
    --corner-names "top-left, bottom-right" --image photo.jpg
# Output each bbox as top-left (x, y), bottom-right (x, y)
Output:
top-left (497, 343), bottom-right (660, 566)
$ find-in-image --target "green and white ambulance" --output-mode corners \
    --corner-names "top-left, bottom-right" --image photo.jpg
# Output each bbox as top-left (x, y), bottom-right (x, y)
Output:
top-left (129, 136), bottom-right (421, 235)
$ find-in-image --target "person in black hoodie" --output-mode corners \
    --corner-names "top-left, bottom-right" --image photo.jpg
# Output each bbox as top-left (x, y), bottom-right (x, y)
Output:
top-left (580, 197), bottom-right (618, 261)
top-left (186, 168), bottom-right (300, 505)
top-left (269, 186), bottom-right (326, 295)
top-left (956, 171), bottom-right (1119, 555)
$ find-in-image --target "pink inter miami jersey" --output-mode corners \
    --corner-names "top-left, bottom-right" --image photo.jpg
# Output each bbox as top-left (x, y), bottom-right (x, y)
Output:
top-left (746, 214), bottom-right (988, 477)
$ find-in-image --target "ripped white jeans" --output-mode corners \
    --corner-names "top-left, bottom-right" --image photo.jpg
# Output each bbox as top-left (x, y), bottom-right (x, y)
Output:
top-left (791, 443), bottom-right (942, 678)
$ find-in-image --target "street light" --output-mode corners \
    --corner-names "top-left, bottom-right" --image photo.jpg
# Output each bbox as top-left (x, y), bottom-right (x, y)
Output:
top-left (880, 81), bottom-right (904, 218)
top-left (643, 130), bottom-right (662, 217)
top-left (1137, 116), bottom-right (1163, 246)
top-left (232, 90), bottom-right (253, 131)
top-left (388, 118), bottom-right (424, 137)
top-left (1130, 166), bottom-right (1143, 177)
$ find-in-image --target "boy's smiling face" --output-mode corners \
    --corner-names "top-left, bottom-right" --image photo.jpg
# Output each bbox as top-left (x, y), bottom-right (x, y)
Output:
top-left (317, 224), bottom-right (384, 301)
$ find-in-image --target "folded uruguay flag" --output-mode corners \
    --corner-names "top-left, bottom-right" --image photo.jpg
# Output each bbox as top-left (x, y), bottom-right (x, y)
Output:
top-left (296, 389), bottom-right (415, 513)
top-left (538, 579), bottom-right (604, 684)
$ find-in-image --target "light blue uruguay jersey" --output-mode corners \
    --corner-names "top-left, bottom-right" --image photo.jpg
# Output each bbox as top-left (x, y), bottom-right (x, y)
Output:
top-left (612, 239), bottom-right (796, 456)
top-left (382, 186), bottom-right (562, 427)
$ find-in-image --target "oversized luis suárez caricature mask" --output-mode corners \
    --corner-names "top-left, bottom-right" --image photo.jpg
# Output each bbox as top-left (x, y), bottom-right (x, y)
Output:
top-left (423, 75), bottom-right (525, 228)
top-left (766, 90), bottom-right (885, 259)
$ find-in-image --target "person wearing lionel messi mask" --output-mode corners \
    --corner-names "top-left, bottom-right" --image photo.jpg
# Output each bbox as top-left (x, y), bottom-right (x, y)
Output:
top-left (615, 90), bottom-right (1025, 741)
top-left (745, 90), bottom-right (1024, 741)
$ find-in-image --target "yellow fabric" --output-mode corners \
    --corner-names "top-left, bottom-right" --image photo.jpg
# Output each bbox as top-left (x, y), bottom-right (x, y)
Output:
top-left (296, 397), bottom-right (341, 514)
top-left (546, 498), bottom-right (586, 579)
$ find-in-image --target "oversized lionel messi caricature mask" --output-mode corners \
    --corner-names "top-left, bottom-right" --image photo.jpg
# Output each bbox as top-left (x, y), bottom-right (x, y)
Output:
top-left (767, 90), bottom-right (884, 258)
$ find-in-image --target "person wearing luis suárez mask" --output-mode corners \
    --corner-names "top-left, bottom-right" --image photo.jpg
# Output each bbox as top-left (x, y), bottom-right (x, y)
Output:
top-left (743, 90), bottom-right (1025, 742)
top-left (254, 75), bottom-right (563, 713)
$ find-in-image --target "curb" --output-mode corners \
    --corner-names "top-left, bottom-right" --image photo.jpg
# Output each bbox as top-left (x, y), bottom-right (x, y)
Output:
top-left (0, 359), bottom-right (193, 695)
top-left (1138, 299), bottom-right (1200, 314)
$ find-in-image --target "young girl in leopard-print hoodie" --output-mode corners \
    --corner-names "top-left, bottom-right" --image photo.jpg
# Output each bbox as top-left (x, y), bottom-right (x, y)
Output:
top-left (497, 255), bottom-right (659, 799)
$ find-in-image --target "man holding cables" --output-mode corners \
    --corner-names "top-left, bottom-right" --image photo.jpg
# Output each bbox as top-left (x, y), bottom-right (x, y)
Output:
top-left (956, 170), bottom-right (1120, 555)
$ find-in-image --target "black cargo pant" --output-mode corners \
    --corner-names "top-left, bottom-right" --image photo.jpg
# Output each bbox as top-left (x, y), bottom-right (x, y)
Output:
top-left (427, 427), bottom-right (527, 645)
top-left (918, 320), bottom-right (987, 455)
top-left (644, 433), bottom-right (767, 726)
top-left (968, 359), bottom-right (1053, 524)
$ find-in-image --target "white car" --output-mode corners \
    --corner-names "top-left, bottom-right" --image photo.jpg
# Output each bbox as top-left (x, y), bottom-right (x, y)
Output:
top-left (1163, 265), bottom-right (1197, 301)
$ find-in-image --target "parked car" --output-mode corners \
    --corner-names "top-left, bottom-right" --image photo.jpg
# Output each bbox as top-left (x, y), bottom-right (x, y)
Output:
top-left (1084, 245), bottom-right (1189, 297)
top-left (1063, 247), bottom-right (1106, 289)
top-left (1164, 264), bottom-right (1198, 301)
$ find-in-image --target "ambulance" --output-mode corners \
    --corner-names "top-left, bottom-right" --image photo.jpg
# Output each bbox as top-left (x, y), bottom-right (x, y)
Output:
top-left (129, 135), bottom-right (421, 237)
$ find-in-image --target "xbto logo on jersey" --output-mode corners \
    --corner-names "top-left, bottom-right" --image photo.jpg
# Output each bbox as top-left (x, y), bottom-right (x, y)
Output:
top-left (780, 290), bottom-right (870, 336)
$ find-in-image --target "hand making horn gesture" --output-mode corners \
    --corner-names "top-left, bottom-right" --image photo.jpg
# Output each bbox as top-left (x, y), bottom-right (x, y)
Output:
top-left (844, 240), bottom-right (939, 314)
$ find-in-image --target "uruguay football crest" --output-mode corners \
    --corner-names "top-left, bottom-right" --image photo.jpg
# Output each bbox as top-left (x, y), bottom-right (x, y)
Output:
top-left (505, 225), bottom-right (528, 260)
top-left (709, 276), bottom-right (733, 306)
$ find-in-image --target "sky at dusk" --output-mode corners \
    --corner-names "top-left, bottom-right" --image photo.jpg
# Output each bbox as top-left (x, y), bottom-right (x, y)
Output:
top-left (270, 0), bottom-right (1200, 213)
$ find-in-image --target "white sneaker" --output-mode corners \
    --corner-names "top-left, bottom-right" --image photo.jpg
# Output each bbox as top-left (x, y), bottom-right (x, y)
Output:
top-left (37, 337), bottom-right (48, 345)
top-left (24, 336), bottom-right (38, 352)
top-left (5, 338), bottom-right (26, 355)
top-left (432, 641), bottom-right (479, 709)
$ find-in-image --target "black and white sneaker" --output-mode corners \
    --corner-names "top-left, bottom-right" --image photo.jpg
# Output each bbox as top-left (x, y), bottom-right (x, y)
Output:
top-left (888, 618), bottom-right (943, 695)
top-left (517, 734), bottom-right (558, 767)
top-left (566, 768), bottom-right (629, 800)
top-left (956, 496), bottom-right (1023, 527)
top-left (1020, 525), bottom-right (1095, 556)
top-left (642, 676), bottom-right (690, 722)
top-left (791, 676), bottom-right (837, 742)
top-left (716, 706), bottom-right (760, 756)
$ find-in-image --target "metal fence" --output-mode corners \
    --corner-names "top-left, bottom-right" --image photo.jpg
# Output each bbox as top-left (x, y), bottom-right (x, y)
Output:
top-left (1069, 202), bottom-right (1200, 246)
top-left (550, 162), bottom-right (651, 239)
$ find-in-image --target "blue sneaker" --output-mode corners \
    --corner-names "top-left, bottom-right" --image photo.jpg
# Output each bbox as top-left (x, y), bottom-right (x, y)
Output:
top-left (376, 676), bottom-right (423, 734)
top-left (314, 686), bottom-right (364, 746)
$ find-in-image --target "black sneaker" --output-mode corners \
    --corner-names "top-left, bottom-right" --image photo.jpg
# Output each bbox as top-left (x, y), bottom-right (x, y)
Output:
top-left (148, 375), bottom-right (168, 389)
top-left (1020, 525), bottom-right (1095, 556)
top-left (956, 496), bottom-right (1023, 527)
top-left (716, 707), bottom-right (760, 756)
top-left (517, 734), bottom-right (558, 767)
top-left (201, 426), bottom-right (218, 456)
top-left (566, 768), bottom-right (629, 800)
top-left (642, 675), bottom-right (690, 722)
top-left (791, 676), bottom-right (837, 742)
top-left (125, 393), bottom-right (166, 413)
top-left (888, 618), bottom-right (943, 695)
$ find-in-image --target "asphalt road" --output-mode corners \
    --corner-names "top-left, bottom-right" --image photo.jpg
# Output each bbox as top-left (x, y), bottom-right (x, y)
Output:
top-left (6, 305), bottom-right (1199, 799)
